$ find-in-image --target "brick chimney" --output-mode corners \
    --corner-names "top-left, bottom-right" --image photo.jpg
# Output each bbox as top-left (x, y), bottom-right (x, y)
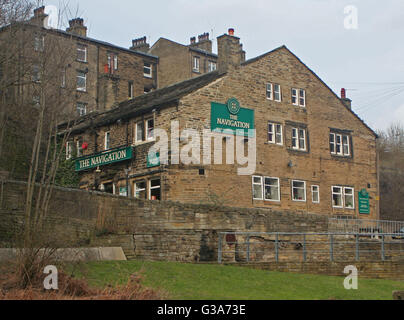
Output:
top-left (30, 6), bottom-right (48, 26)
top-left (340, 88), bottom-right (352, 109)
top-left (130, 36), bottom-right (150, 53)
top-left (189, 32), bottom-right (212, 53)
top-left (217, 28), bottom-right (245, 73)
top-left (66, 18), bottom-right (87, 37)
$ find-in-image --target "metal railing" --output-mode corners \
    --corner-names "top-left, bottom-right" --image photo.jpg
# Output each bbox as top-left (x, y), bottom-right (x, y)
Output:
top-left (328, 217), bottom-right (404, 234)
top-left (217, 232), bottom-right (404, 264)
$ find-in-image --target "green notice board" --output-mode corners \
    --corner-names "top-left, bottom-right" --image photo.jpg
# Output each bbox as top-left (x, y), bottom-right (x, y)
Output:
top-left (147, 151), bottom-right (160, 168)
top-left (358, 189), bottom-right (370, 214)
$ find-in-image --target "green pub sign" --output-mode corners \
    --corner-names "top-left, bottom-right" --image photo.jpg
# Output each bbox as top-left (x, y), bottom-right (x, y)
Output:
top-left (358, 189), bottom-right (370, 214)
top-left (211, 98), bottom-right (255, 137)
top-left (75, 146), bottom-right (133, 172)
top-left (147, 152), bottom-right (160, 168)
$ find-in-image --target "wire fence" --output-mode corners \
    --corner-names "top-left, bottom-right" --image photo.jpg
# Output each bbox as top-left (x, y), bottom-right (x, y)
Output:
top-left (218, 232), bottom-right (404, 264)
top-left (328, 217), bottom-right (404, 234)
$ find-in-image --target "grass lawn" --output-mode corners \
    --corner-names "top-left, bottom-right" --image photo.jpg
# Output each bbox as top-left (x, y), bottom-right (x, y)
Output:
top-left (69, 260), bottom-right (404, 300)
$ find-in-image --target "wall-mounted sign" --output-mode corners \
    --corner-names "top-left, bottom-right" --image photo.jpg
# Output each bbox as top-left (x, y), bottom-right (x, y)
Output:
top-left (358, 189), bottom-right (370, 214)
top-left (147, 151), bottom-right (160, 168)
top-left (211, 98), bottom-right (254, 137)
top-left (119, 187), bottom-right (128, 196)
top-left (75, 146), bottom-right (133, 172)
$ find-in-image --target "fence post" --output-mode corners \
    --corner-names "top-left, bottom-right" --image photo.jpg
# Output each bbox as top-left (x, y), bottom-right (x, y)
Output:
top-left (246, 235), bottom-right (250, 263)
top-left (275, 233), bottom-right (279, 262)
top-left (218, 233), bottom-right (223, 264)
top-left (330, 234), bottom-right (334, 262)
top-left (355, 234), bottom-right (360, 261)
top-left (303, 234), bottom-right (307, 262)
top-left (381, 234), bottom-right (385, 261)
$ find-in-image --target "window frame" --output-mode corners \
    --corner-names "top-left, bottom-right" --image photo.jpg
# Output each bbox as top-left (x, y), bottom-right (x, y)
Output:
top-left (134, 180), bottom-right (146, 199)
top-left (32, 65), bottom-right (41, 82)
top-left (128, 81), bottom-right (134, 98)
top-left (135, 120), bottom-right (145, 143)
top-left (77, 44), bottom-right (87, 62)
top-left (292, 127), bottom-right (307, 151)
top-left (252, 176), bottom-right (263, 200)
top-left (344, 187), bottom-right (355, 209)
top-left (146, 118), bottom-right (155, 141)
top-left (149, 178), bottom-right (161, 200)
top-left (76, 102), bottom-right (87, 116)
top-left (266, 83), bottom-right (273, 100)
top-left (66, 141), bottom-right (73, 160)
top-left (274, 83), bottom-right (282, 102)
top-left (208, 61), bottom-right (217, 72)
top-left (292, 88), bottom-right (306, 107)
top-left (330, 132), bottom-right (351, 157)
top-left (104, 131), bottom-right (110, 150)
top-left (76, 71), bottom-right (87, 92)
top-left (292, 180), bottom-right (306, 202)
top-left (264, 176), bottom-right (280, 202)
top-left (268, 122), bottom-right (283, 145)
top-left (192, 56), bottom-right (200, 72)
top-left (311, 185), bottom-right (320, 203)
top-left (331, 186), bottom-right (344, 208)
top-left (144, 62), bottom-right (152, 78)
top-left (34, 34), bottom-right (44, 52)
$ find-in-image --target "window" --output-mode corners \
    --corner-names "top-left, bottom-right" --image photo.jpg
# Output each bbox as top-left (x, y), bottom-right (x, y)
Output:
top-left (266, 83), bottom-right (273, 100)
top-left (344, 187), bottom-right (355, 209)
top-left (146, 118), bottom-right (154, 140)
top-left (77, 44), bottom-right (87, 62)
top-left (134, 181), bottom-right (146, 199)
top-left (193, 56), bottom-right (200, 72)
top-left (292, 88), bottom-right (305, 107)
top-left (274, 84), bottom-right (281, 102)
top-left (292, 180), bottom-right (306, 202)
top-left (32, 95), bottom-right (40, 107)
top-left (268, 122), bottom-right (283, 145)
top-left (264, 177), bottom-right (280, 201)
top-left (144, 62), bottom-right (152, 78)
top-left (33, 65), bottom-right (40, 82)
top-left (76, 102), bottom-right (86, 116)
top-left (61, 69), bottom-right (66, 88)
top-left (107, 53), bottom-right (118, 72)
top-left (252, 176), bottom-right (263, 200)
top-left (104, 132), bottom-right (110, 150)
top-left (332, 186), bottom-right (343, 208)
top-left (34, 35), bottom-right (44, 52)
top-left (208, 61), bottom-right (217, 72)
top-left (77, 71), bottom-right (86, 91)
top-left (114, 55), bottom-right (118, 70)
top-left (76, 140), bottom-right (83, 157)
top-left (128, 81), bottom-right (134, 98)
top-left (330, 132), bottom-right (351, 156)
top-left (66, 141), bottom-right (73, 160)
top-left (135, 121), bottom-right (144, 143)
top-left (149, 179), bottom-right (161, 200)
top-left (312, 185), bottom-right (320, 203)
top-left (292, 128), bottom-right (306, 151)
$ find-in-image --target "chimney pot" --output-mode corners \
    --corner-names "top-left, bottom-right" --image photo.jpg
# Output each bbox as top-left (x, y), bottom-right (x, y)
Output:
top-left (341, 88), bottom-right (346, 99)
top-left (228, 28), bottom-right (235, 36)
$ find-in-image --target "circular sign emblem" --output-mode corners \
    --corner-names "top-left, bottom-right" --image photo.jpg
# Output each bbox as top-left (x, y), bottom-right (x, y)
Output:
top-left (360, 189), bottom-right (368, 197)
top-left (227, 98), bottom-right (240, 115)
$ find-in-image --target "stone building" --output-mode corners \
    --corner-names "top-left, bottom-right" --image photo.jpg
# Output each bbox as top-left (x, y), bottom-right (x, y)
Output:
top-left (66, 29), bottom-right (379, 219)
top-left (2, 6), bottom-right (158, 117)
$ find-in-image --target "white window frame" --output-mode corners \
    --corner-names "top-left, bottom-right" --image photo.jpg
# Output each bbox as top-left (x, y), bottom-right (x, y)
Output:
top-left (344, 187), bottom-right (355, 209)
top-left (252, 176), bottom-right (263, 200)
top-left (292, 88), bottom-right (306, 107)
top-left (77, 44), bottom-right (87, 62)
top-left (208, 61), bottom-right (217, 72)
top-left (264, 177), bottom-right (280, 202)
top-left (129, 82), bottom-right (134, 98)
top-left (34, 35), bottom-right (44, 52)
top-left (134, 180), bottom-right (146, 199)
top-left (114, 54), bottom-right (118, 70)
top-left (144, 62), bottom-right (152, 78)
top-left (331, 186), bottom-right (343, 208)
top-left (292, 180), bottom-right (306, 202)
top-left (330, 132), bottom-right (351, 156)
top-left (104, 131), bottom-right (110, 150)
top-left (292, 127), bottom-right (306, 151)
top-left (77, 71), bottom-right (87, 92)
top-left (311, 185), bottom-right (320, 203)
top-left (274, 84), bottom-right (281, 102)
top-left (342, 135), bottom-right (350, 156)
top-left (149, 178), bottom-right (161, 200)
top-left (193, 56), bottom-right (200, 72)
top-left (77, 102), bottom-right (87, 116)
top-left (266, 83), bottom-right (273, 100)
top-left (76, 140), bottom-right (82, 157)
top-left (66, 141), bottom-right (73, 160)
top-left (268, 122), bottom-right (283, 145)
top-left (146, 118), bottom-right (154, 141)
top-left (135, 120), bottom-right (144, 143)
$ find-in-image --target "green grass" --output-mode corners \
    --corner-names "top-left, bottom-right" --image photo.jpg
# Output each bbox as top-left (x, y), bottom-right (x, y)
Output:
top-left (68, 260), bottom-right (404, 300)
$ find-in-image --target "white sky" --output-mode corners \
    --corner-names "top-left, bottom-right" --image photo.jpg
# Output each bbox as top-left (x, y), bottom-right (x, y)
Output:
top-left (44, 0), bottom-right (404, 132)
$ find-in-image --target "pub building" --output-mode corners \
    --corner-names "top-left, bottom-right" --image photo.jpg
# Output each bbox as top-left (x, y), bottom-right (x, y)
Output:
top-left (66, 30), bottom-right (378, 219)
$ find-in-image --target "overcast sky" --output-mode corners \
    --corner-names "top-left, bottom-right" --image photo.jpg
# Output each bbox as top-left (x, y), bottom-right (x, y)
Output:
top-left (44, 0), bottom-right (404, 132)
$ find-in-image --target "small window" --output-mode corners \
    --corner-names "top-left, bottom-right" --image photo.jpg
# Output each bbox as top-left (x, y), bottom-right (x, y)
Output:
top-left (193, 56), bottom-right (200, 72)
top-left (33, 65), bottom-right (40, 82)
top-left (33, 95), bottom-right (40, 107)
top-left (66, 141), bottom-right (73, 160)
top-left (114, 55), bottom-right (118, 70)
top-left (144, 62), bottom-right (152, 78)
top-left (266, 83), bottom-right (273, 100)
top-left (274, 84), bottom-right (281, 102)
top-left (332, 186), bottom-right (343, 208)
top-left (76, 71), bottom-right (87, 91)
top-left (330, 132), bottom-right (351, 156)
top-left (292, 127), bottom-right (306, 151)
top-left (264, 177), bottom-right (280, 201)
top-left (252, 176), bottom-right (263, 200)
top-left (76, 140), bottom-right (83, 157)
top-left (77, 44), bottom-right (87, 62)
top-left (268, 122), bottom-right (283, 145)
top-left (344, 187), bottom-right (355, 209)
top-left (61, 69), bottom-right (66, 88)
top-left (76, 102), bottom-right (87, 116)
top-left (34, 35), bottom-right (44, 52)
top-left (135, 121), bottom-right (144, 142)
top-left (104, 132), bottom-right (110, 150)
top-left (208, 61), bottom-right (217, 72)
top-left (128, 81), bottom-right (134, 98)
top-left (146, 118), bottom-right (154, 140)
top-left (292, 88), bottom-right (305, 107)
top-left (134, 181), bottom-right (146, 199)
top-left (312, 185), bottom-right (320, 203)
top-left (149, 179), bottom-right (161, 200)
top-left (292, 180), bottom-right (306, 202)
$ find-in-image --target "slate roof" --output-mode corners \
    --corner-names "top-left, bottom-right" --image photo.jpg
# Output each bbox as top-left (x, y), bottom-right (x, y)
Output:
top-left (68, 70), bottom-right (224, 134)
